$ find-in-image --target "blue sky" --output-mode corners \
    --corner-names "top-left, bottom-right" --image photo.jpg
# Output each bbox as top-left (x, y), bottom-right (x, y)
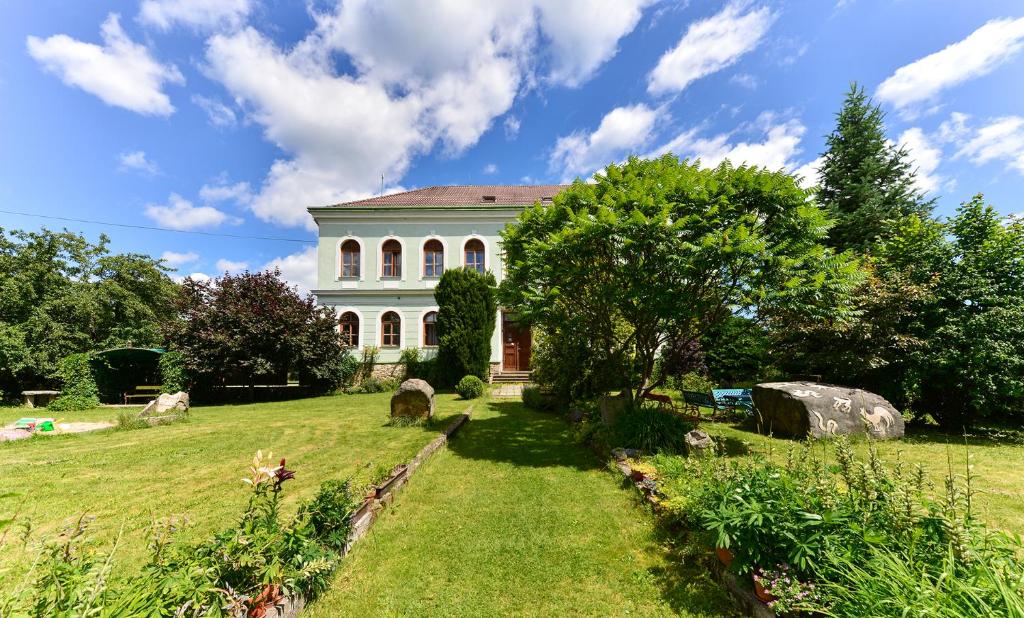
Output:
top-left (3, 0), bottom-right (1024, 291)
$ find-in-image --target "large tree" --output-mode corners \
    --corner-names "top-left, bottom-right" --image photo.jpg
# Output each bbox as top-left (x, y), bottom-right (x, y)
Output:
top-left (0, 228), bottom-right (177, 398)
top-left (162, 270), bottom-right (348, 396)
top-left (434, 267), bottom-right (497, 386)
top-left (500, 155), bottom-right (861, 403)
top-left (817, 84), bottom-right (933, 252)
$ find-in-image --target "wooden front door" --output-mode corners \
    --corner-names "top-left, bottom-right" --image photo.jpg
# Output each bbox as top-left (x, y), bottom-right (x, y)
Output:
top-left (501, 313), bottom-right (531, 371)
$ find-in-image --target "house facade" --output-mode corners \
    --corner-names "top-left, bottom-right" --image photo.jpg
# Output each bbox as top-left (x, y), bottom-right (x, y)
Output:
top-left (308, 185), bottom-right (565, 378)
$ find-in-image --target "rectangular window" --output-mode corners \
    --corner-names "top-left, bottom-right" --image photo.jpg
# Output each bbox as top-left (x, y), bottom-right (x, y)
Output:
top-left (382, 251), bottom-right (401, 277)
top-left (424, 250), bottom-right (443, 277)
top-left (342, 252), bottom-right (359, 278)
top-left (466, 250), bottom-right (484, 273)
top-left (382, 323), bottom-right (399, 347)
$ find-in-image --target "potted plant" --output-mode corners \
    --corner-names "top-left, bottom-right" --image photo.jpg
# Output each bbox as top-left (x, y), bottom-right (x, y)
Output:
top-left (715, 546), bottom-right (734, 567)
top-left (752, 564), bottom-right (821, 612)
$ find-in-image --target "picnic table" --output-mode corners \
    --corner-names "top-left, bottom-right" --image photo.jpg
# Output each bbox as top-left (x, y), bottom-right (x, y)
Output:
top-left (21, 390), bottom-right (60, 408)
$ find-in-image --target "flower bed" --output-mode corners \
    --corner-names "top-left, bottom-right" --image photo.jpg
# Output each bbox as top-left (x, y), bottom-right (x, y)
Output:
top-left (619, 438), bottom-right (1024, 617)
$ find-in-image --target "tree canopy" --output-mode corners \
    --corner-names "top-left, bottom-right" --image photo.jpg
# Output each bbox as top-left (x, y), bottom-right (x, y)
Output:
top-left (434, 267), bottom-right (497, 386)
top-left (0, 227), bottom-right (177, 399)
top-left (500, 155), bottom-right (861, 402)
top-left (818, 84), bottom-right (933, 252)
top-left (162, 270), bottom-right (347, 396)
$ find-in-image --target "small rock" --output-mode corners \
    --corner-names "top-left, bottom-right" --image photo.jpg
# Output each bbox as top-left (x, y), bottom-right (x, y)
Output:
top-left (684, 430), bottom-right (714, 458)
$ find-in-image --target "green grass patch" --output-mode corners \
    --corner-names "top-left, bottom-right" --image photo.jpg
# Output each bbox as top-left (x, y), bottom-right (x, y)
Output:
top-left (0, 393), bottom-right (466, 579)
top-left (305, 400), bottom-right (738, 617)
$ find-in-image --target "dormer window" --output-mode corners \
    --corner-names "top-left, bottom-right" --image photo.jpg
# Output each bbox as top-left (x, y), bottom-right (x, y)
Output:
top-left (481, 195), bottom-right (496, 203)
top-left (541, 196), bottom-right (553, 204)
top-left (382, 239), bottom-right (402, 278)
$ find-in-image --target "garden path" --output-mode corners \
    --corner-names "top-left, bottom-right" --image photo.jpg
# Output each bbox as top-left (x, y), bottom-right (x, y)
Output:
top-left (305, 400), bottom-right (737, 617)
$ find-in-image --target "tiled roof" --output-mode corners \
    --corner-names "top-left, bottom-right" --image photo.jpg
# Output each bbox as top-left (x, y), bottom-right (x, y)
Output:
top-left (327, 184), bottom-right (569, 208)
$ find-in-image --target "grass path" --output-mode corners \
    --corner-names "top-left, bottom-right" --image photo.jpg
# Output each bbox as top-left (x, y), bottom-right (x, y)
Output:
top-left (305, 401), bottom-right (736, 617)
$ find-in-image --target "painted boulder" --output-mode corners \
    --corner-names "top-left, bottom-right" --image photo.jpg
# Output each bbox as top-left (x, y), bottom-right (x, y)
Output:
top-left (752, 382), bottom-right (904, 439)
top-left (390, 379), bottom-right (435, 420)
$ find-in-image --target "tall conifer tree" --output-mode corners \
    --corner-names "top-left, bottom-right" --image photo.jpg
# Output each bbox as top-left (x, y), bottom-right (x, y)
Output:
top-left (817, 83), bottom-right (933, 252)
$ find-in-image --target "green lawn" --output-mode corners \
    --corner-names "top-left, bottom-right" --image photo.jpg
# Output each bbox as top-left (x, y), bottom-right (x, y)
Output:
top-left (0, 393), bottom-right (467, 578)
top-left (305, 400), bottom-right (737, 617)
top-left (697, 420), bottom-right (1024, 536)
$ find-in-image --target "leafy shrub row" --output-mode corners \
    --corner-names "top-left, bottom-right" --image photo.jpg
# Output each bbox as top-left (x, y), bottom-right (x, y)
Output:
top-left (47, 352), bottom-right (100, 411)
top-left (0, 452), bottom-right (359, 616)
top-left (648, 440), bottom-right (1024, 616)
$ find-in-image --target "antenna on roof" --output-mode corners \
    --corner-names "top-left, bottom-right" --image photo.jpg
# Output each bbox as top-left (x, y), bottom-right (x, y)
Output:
top-left (380, 174), bottom-right (384, 196)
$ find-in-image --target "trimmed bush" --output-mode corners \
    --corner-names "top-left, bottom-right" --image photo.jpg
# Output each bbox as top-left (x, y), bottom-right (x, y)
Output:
top-left (48, 352), bottom-right (100, 411)
top-left (456, 375), bottom-right (485, 400)
top-left (435, 268), bottom-right (497, 386)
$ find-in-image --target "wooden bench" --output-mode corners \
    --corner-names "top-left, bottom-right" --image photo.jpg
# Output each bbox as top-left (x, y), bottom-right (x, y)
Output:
top-left (124, 386), bottom-right (161, 405)
top-left (641, 392), bottom-right (701, 423)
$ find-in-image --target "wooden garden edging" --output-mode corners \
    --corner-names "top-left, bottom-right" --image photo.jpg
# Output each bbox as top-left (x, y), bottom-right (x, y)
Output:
top-left (611, 449), bottom-right (775, 618)
top-left (274, 408), bottom-right (473, 617)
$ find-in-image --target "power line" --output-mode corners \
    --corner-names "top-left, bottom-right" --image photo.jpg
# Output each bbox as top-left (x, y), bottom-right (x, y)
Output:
top-left (0, 209), bottom-right (315, 244)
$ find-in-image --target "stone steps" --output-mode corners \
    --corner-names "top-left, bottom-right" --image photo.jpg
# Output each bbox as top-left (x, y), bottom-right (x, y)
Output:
top-left (492, 371), bottom-right (532, 384)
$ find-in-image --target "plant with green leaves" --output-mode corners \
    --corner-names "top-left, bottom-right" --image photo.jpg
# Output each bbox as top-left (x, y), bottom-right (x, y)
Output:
top-left (456, 375), bottom-right (485, 399)
top-left (817, 83), bottom-right (933, 252)
top-left (434, 268), bottom-right (497, 386)
top-left (500, 155), bottom-right (861, 403)
top-left (48, 352), bottom-right (101, 411)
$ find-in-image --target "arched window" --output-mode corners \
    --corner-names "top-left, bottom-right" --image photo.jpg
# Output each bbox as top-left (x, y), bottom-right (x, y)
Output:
top-left (423, 311), bottom-right (438, 346)
top-left (340, 239), bottom-right (360, 278)
top-left (381, 311), bottom-right (401, 347)
top-left (339, 312), bottom-right (359, 348)
top-left (381, 239), bottom-right (402, 278)
top-left (464, 238), bottom-right (485, 273)
top-left (423, 239), bottom-right (444, 277)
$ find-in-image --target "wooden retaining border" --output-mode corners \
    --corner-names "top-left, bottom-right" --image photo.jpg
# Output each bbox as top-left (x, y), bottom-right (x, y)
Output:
top-left (275, 408), bottom-right (473, 618)
top-left (611, 449), bottom-right (775, 618)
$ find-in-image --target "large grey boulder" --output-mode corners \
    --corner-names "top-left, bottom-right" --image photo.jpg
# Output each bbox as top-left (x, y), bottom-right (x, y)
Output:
top-left (391, 379), bottom-right (435, 420)
top-left (752, 382), bottom-right (904, 439)
top-left (140, 391), bottom-right (189, 418)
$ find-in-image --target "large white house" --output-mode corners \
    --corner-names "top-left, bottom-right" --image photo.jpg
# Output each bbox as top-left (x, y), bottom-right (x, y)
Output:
top-left (308, 184), bottom-right (566, 378)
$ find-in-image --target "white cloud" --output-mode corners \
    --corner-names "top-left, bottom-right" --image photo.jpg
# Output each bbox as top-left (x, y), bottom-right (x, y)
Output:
top-left (897, 128), bottom-right (944, 194)
top-left (160, 250), bottom-right (199, 268)
top-left (203, 1), bottom-right (650, 228)
top-left (534, 0), bottom-right (653, 87)
top-left (651, 112), bottom-right (806, 171)
top-left (647, 2), bottom-right (775, 95)
top-left (144, 193), bottom-right (239, 230)
top-left (262, 246), bottom-right (317, 294)
top-left (877, 17), bottom-right (1024, 115)
top-left (27, 13), bottom-right (184, 116)
top-left (176, 271), bottom-right (212, 283)
top-left (118, 150), bottom-right (159, 175)
top-left (192, 94), bottom-right (237, 127)
top-left (550, 104), bottom-right (659, 179)
top-left (215, 258), bottom-right (249, 273)
top-left (504, 115), bottom-right (521, 140)
top-left (730, 72), bottom-right (758, 90)
top-left (139, 0), bottom-right (252, 31)
top-left (791, 155), bottom-right (823, 188)
top-left (199, 176), bottom-right (252, 204)
top-left (951, 115), bottom-right (1024, 175)
top-left (483, 163), bottom-right (499, 175)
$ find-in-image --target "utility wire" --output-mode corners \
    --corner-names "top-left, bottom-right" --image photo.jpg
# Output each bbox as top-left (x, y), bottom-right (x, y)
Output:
top-left (0, 209), bottom-right (315, 244)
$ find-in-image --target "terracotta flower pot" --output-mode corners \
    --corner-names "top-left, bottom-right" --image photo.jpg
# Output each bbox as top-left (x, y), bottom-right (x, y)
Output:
top-left (754, 577), bottom-right (775, 603)
top-left (715, 547), bottom-right (734, 567)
